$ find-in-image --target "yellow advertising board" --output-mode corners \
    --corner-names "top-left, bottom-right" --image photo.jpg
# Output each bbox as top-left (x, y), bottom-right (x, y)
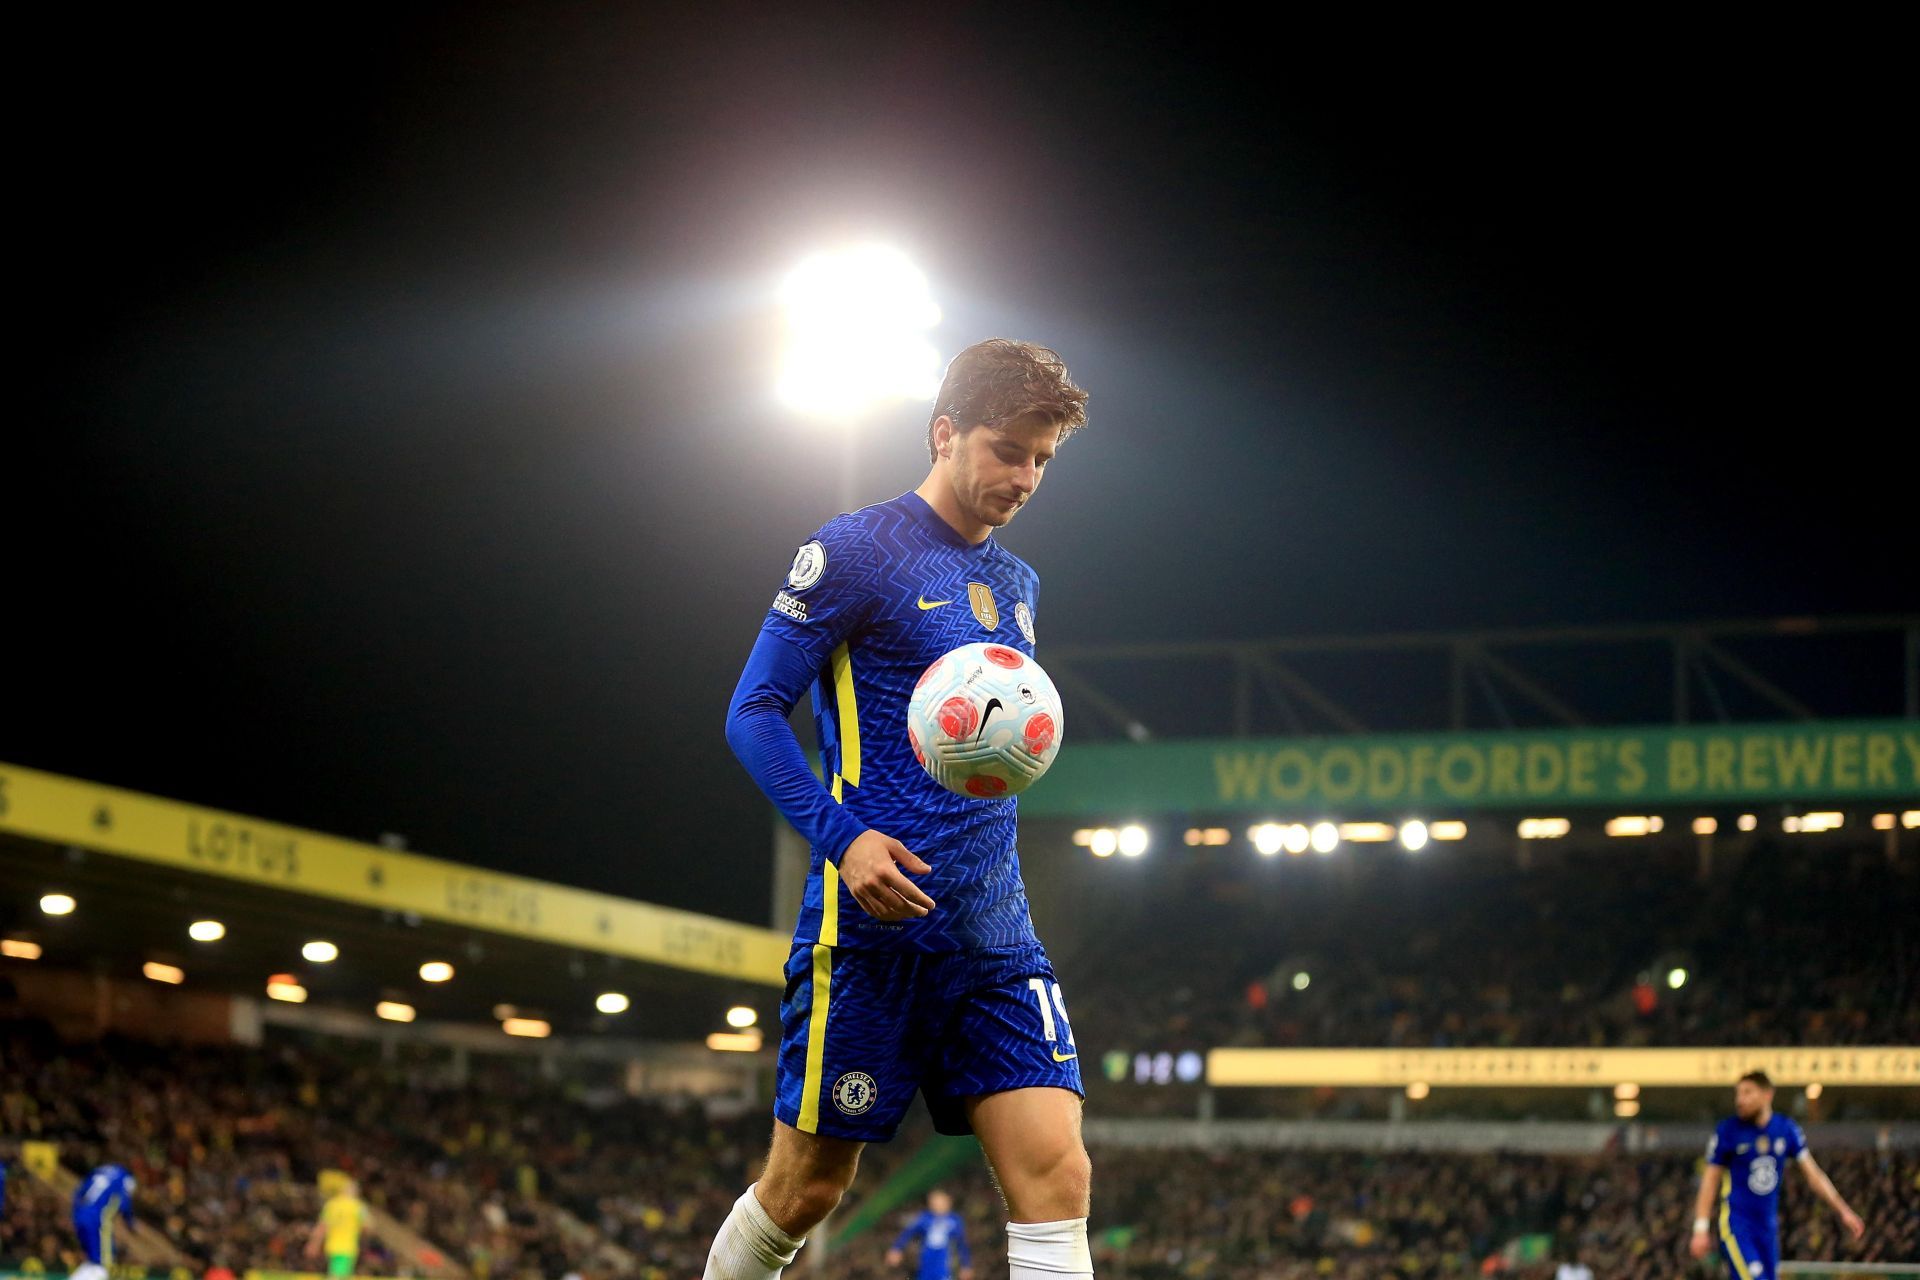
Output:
top-left (1207, 1045), bottom-right (1920, 1088)
top-left (0, 762), bottom-right (786, 986)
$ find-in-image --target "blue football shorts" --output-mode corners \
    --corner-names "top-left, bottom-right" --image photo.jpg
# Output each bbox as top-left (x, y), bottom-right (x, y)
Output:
top-left (1719, 1214), bottom-right (1779, 1280)
top-left (773, 939), bottom-right (1085, 1141)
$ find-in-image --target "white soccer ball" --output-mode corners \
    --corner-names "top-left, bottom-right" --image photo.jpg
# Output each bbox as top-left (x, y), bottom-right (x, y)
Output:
top-left (906, 642), bottom-right (1064, 798)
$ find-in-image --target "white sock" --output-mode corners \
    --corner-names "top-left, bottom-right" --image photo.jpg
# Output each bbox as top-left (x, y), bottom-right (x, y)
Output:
top-left (703, 1184), bottom-right (806, 1280)
top-left (1007, 1217), bottom-right (1094, 1278)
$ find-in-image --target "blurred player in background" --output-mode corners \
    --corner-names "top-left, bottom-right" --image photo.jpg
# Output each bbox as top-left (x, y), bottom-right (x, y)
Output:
top-left (1688, 1071), bottom-right (1865, 1278)
top-left (887, 1188), bottom-right (973, 1280)
top-left (71, 1162), bottom-right (136, 1280)
top-left (706, 340), bottom-right (1096, 1280)
top-left (307, 1178), bottom-right (370, 1277)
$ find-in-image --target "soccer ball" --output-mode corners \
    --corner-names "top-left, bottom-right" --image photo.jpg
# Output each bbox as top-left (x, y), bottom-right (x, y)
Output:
top-left (906, 642), bottom-right (1064, 798)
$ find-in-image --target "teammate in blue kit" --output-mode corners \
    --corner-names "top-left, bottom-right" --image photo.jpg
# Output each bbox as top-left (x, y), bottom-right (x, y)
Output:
top-left (72, 1163), bottom-right (138, 1280)
top-left (704, 339), bottom-right (1096, 1280)
top-left (1687, 1071), bottom-right (1864, 1278)
top-left (887, 1189), bottom-right (973, 1280)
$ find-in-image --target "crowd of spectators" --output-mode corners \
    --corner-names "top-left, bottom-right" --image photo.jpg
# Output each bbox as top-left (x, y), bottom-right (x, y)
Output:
top-left (1058, 838), bottom-right (1920, 1063)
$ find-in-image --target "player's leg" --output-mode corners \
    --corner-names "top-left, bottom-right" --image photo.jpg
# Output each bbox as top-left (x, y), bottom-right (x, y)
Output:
top-left (926, 946), bottom-right (1092, 1278)
top-left (705, 943), bottom-right (921, 1279)
top-left (1717, 1218), bottom-right (1761, 1280)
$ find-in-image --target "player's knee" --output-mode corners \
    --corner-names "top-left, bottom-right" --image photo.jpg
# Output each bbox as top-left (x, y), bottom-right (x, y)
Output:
top-left (785, 1171), bottom-right (852, 1232)
top-left (1012, 1138), bottom-right (1091, 1217)
top-left (758, 1165), bottom-right (855, 1235)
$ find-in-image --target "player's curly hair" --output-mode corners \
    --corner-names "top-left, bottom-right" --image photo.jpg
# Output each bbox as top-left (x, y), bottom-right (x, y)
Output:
top-left (927, 338), bottom-right (1089, 461)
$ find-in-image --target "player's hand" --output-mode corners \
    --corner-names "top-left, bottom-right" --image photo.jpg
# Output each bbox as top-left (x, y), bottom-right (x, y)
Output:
top-left (841, 830), bottom-right (935, 921)
top-left (884, 1248), bottom-right (904, 1266)
top-left (1841, 1208), bottom-right (1865, 1240)
top-left (1687, 1225), bottom-right (1711, 1259)
top-left (960, 1268), bottom-right (975, 1280)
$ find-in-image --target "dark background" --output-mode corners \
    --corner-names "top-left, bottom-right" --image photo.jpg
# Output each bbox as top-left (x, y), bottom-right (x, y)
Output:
top-left (10, 7), bottom-right (1910, 921)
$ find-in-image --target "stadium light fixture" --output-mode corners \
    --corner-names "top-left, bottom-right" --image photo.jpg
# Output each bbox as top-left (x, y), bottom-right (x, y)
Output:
top-left (2, 939), bottom-right (42, 960)
top-left (302, 940), bottom-right (339, 963)
top-left (1088, 828), bottom-right (1118, 858)
top-left (188, 920), bottom-right (225, 942)
top-left (1517, 818), bottom-right (1571, 840)
top-left (1309, 822), bottom-right (1339, 855)
top-left (1291, 971), bottom-right (1310, 991)
top-left (376, 1001), bottom-right (416, 1023)
top-left (707, 1029), bottom-right (764, 1053)
top-left (1692, 817), bottom-right (1718, 835)
top-left (1737, 814), bottom-right (1758, 831)
top-left (1667, 967), bottom-right (1688, 990)
top-left (1605, 816), bottom-right (1657, 837)
top-left (1805, 1082), bottom-right (1824, 1100)
top-left (266, 977), bottom-right (308, 1003)
top-left (1250, 823), bottom-right (1285, 857)
top-left (1904, 810), bottom-right (1920, 829)
top-left (502, 1017), bottom-right (552, 1039)
top-left (1117, 825), bottom-right (1150, 857)
top-left (726, 1005), bottom-right (758, 1028)
top-left (596, 992), bottom-right (631, 1015)
top-left (775, 245), bottom-right (942, 419)
top-left (1872, 813), bottom-right (1895, 830)
top-left (419, 961), bottom-right (455, 983)
top-left (143, 961), bottom-right (185, 985)
top-left (1282, 824), bottom-right (1311, 855)
top-left (1405, 1081), bottom-right (1430, 1100)
top-left (1614, 1099), bottom-right (1641, 1118)
top-left (1613, 1083), bottom-right (1640, 1100)
top-left (1185, 827), bottom-right (1231, 846)
top-left (39, 893), bottom-right (75, 916)
top-left (1071, 829), bottom-right (1096, 846)
top-left (1428, 821), bottom-right (1467, 841)
top-left (1792, 811), bottom-right (1843, 833)
top-left (1338, 823), bottom-right (1394, 843)
top-left (1398, 820), bottom-right (1428, 852)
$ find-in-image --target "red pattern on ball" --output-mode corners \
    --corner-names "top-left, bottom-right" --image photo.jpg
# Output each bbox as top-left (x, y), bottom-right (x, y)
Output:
top-left (937, 696), bottom-right (979, 740)
top-left (964, 774), bottom-right (1008, 797)
top-left (915, 658), bottom-right (945, 690)
top-left (1022, 713), bottom-right (1056, 754)
top-left (985, 646), bottom-right (1024, 669)
top-left (909, 726), bottom-right (924, 765)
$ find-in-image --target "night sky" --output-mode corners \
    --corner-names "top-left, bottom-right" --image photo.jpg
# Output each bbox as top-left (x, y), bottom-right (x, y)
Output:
top-left (12, 8), bottom-right (1910, 924)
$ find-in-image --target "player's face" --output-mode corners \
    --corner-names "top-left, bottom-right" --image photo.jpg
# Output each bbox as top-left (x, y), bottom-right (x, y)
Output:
top-left (1734, 1080), bottom-right (1771, 1120)
top-left (947, 413), bottom-right (1060, 528)
top-left (929, 1190), bottom-right (953, 1214)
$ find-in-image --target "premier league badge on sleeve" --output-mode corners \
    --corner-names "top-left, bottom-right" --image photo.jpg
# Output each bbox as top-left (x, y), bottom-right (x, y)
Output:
top-left (788, 541), bottom-right (826, 591)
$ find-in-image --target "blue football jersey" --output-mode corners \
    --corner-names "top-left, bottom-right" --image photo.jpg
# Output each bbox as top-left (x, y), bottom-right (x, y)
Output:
top-left (73, 1164), bottom-right (136, 1221)
top-left (893, 1209), bottom-right (971, 1279)
top-left (761, 491), bottom-right (1043, 951)
top-left (1708, 1113), bottom-right (1805, 1228)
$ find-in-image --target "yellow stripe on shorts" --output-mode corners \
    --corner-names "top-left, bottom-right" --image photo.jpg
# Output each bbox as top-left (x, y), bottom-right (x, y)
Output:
top-left (1719, 1179), bottom-right (1755, 1280)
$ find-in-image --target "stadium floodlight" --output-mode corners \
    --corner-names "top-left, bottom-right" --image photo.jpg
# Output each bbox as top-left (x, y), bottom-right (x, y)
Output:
top-left (1088, 828), bottom-right (1118, 858)
top-left (1613, 1083), bottom-right (1640, 1100)
top-left (1517, 818), bottom-right (1571, 840)
top-left (1, 939), bottom-right (42, 960)
top-left (1405, 1081), bottom-right (1430, 1100)
top-left (1291, 971), bottom-right (1310, 991)
top-left (1338, 823), bottom-right (1394, 843)
top-left (188, 920), bottom-right (226, 942)
top-left (1428, 821), bottom-right (1467, 841)
top-left (1614, 1099), bottom-right (1641, 1118)
top-left (419, 961), bottom-right (455, 983)
top-left (376, 1001), bottom-right (416, 1023)
top-left (707, 1029), bottom-right (764, 1053)
top-left (1872, 813), bottom-right (1895, 830)
top-left (502, 1017), bottom-right (552, 1039)
top-left (142, 961), bottom-right (185, 985)
top-left (1666, 967), bottom-right (1688, 990)
top-left (596, 992), bottom-right (631, 1015)
top-left (1282, 824), bottom-right (1312, 855)
top-left (302, 940), bottom-right (339, 963)
top-left (266, 978), bottom-right (308, 1003)
top-left (1117, 825), bottom-right (1150, 857)
top-left (1692, 817), bottom-right (1718, 835)
top-left (1905, 810), bottom-right (1920, 829)
top-left (726, 1004), bottom-right (758, 1028)
top-left (1604, 816), bottom-right (1655, 837)
top-left (1805, 1082), bottom-right (1824, 1100)
top-left (1794, 811), bottom-right (1843, 833)
top-left (1309, 822), bottom-right (1339, 855)
top-left (39, 893), bottom-right (75, 916)
top-left (1398, 820), bottom-right (1429, 852)
top-left (1250, 824), bottom-right (1285, 857)
top-left (1737, 813), bottom-right (1758, 831)
top-left (776, 246), bottom-right (942, 420)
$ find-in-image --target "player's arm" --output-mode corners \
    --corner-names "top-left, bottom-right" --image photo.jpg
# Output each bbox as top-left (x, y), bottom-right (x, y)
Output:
top-left (1796, 1151), bottom-right (1865, 1240)
top-left (305, 1213), bottom-right (327, 1260)
top-left (1689, 1130), bottom-right (1731, 1259)
top-left (885, 1212), bottom-right (926, 1266)
top-left (956, 1216), bottom-right (974, 1280)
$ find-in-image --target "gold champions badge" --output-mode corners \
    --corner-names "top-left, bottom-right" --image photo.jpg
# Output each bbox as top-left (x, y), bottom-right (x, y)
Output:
top-left (968, 582), bottom-right (999, 630)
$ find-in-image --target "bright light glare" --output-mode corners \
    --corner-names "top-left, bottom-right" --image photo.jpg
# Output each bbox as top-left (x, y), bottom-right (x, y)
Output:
top-left (1614, 1082), bottom-right (1640, 1100)
top-left (419, 961), bottom-right (455, 983)
top-left (1291, 971), bottom-right (1310, 991)
top-left (1406, 1081), bottom-right (1430, 1100)
top-left (189, 920), bottom-right (225, 942)
top-left (1310, 822), bottom-right (1339, 854)
top-left (1339, 823), bottom-right (1394, 843)
top-left (776, 246), bottom-right (941, 419)
top-left (596, 992), bottom-right (631, 1015)
top-left (727, 1004), bottom-right (759, 1028)
top-left (502, 1017), bottom-right (551, 1039)
top-left (1398, 820), bottom-right (1429, 852)
top-left (302, 941), bottom-right (338, 964)
top-left (40, 894), bottom-right (75, 916)
top-left (1806, 1082), bottom-right (1824, 1100)
top-left (376, 1001), bottom-right (416, 1023)
top-left (1667, 967), bottom-right (1688, 990)
top-left (2, 939), bottom-right (42, 960)
top-left (1117, 825), bottom-right (1149, 857)
top-left (1089, 828), bottom-right (1118, 858)
top-left (1737, 814), bottom-right (1758, 831)
top-left (1517, 818), bottom-right (1571, 839)
top-left (1429, 821), bottom-right (1467, 841)
top-left (1282, 824), bottom-right (1311, 855)
top-left (1693, 817), bottom-right (1718, 835)
top-left (1251, 823), bottom-right (1285, 856)
top-left (707, 1030), bottom-right (764, 1053)
top-left (1615, 1099), bottom-right (1641, 1117)
top-left (266, 980), bottom-right (308, 1003)
top-left (143, 962), bottom-right (185, 985)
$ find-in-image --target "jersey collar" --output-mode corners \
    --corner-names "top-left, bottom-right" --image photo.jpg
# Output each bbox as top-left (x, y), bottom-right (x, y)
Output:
top-left (898, 491), bottom-right (996, 555)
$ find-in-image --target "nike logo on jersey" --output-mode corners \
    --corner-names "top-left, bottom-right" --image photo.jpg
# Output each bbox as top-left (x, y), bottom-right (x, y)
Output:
top-left (917, 596), bottom-right (951, 610)
top-left (1052, 1049), bottom-right (1078, 1062)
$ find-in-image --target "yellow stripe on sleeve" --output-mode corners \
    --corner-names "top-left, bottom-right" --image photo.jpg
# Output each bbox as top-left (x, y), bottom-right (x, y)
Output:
top-left (830, 642), bottom-right (860, 789)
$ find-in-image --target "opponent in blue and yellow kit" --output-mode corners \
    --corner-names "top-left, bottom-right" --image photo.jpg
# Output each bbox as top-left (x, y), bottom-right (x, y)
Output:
top-left (1706, 1112), bottom-right (1806, 1280)
top-left (727, 490), bottom-right (1083, 1141)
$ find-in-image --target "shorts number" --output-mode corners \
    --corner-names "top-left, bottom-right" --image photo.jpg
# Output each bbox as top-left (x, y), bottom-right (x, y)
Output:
top-left (1027, 977), bottom-right (1075, 1047)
